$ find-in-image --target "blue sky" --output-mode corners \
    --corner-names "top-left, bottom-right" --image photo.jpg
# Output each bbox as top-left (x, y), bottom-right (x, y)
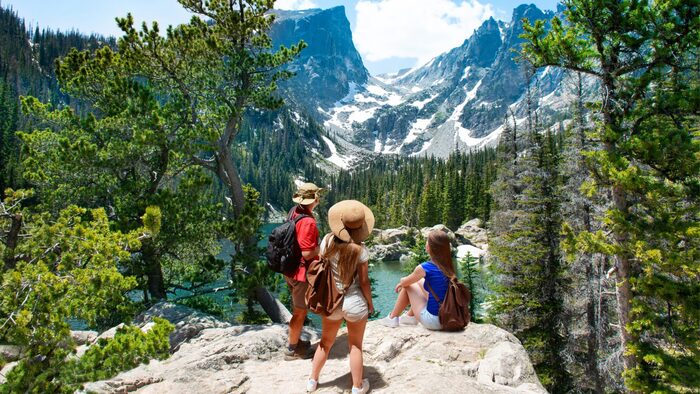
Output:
top-left (3, 0), bottom-right (560, 75)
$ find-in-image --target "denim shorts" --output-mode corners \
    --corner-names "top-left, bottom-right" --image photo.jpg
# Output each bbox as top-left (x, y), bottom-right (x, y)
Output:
top-left (420, 308), bottom-right (442, 330)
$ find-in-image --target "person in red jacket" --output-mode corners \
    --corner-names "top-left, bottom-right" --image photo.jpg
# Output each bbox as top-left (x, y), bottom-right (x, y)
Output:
top-left (285, 182), bottom-right (323, 360)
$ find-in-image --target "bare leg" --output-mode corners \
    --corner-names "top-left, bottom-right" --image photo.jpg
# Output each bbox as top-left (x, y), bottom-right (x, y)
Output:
top-left (389, 288), bottom-right (410, 318)
top-left (405, 279), bottom-right (428, 322)
top-left (309, 317), bottom-right (343, 381)
top-left (288, 307), bottom-right (308, 346)
top-left (346, 317), bottom-right (368, 388)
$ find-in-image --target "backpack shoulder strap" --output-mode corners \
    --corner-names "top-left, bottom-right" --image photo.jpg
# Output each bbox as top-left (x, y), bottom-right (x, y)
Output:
top-left (292, 213), bottom-right (309, 224)
top-left (425, 280), bottom-right (441, 303)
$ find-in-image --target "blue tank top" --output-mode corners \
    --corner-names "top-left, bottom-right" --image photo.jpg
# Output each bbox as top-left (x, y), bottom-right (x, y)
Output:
top-left (421, 261), bottom-right (449, 315)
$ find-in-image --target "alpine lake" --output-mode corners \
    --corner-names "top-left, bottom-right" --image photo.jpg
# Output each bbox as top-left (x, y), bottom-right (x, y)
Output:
top-left (203, 223), bottom-right (404, 327)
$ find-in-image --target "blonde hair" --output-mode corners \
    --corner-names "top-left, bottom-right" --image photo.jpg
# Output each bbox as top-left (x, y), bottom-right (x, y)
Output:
top-left (323, 234), bottom-right (362, 287)
top-left (427, 231), bottom-right (456, 278)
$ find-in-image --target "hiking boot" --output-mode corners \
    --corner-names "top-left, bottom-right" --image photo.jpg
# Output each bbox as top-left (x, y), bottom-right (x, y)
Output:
top-left (378, 314), bottom-right (399, 328)
top-left (284, 341), bottom-right (315, 361)
top-left (351, 379), bottom-right (370, 394)
top-left (399, 313), bottom-right (418, 325)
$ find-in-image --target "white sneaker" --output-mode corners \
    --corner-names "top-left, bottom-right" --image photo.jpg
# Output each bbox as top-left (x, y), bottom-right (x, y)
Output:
top-left (378, 314), bottom-right (399, 328)
top-left (306, 378), bottom-right (318, 392)
top-left (399, 313), bottom-right (418, 325)
top-left (351, 379), bottom-right (370, 394)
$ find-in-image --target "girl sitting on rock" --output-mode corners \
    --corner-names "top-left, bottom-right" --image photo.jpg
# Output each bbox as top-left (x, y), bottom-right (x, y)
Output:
top-left (307, 200), bottom-right (375, 394)
top-left (379, 230), bottom-right (454, 331)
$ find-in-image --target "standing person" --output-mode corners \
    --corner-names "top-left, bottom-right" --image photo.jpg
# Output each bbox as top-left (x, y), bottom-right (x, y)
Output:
top-left (285, 182), bottom-right (323, 360)
top-left (307, 200), bottom-right (374, 394)
top-left (379, 230), bottom-right (455, 331)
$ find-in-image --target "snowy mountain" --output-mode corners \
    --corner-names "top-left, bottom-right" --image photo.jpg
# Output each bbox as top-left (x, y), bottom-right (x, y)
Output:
top-left (271, 3), bottom-right (593, 166)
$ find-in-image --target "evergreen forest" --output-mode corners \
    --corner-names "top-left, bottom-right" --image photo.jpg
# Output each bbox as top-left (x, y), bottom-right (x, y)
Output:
top-left (0, 1), bottom-right (697, 393)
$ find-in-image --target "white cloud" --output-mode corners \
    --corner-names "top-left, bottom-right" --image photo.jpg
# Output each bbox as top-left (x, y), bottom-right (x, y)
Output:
top-left (275, 0), bottom-right (318, 10)
top-left (354, 0), bottom-right (495, 66)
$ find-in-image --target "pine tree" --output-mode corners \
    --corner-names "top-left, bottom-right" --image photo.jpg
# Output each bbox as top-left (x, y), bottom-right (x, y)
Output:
top-left (489, 73), bottom-right (571, 390)
top-left (522, 2), bottom-right (700, 390)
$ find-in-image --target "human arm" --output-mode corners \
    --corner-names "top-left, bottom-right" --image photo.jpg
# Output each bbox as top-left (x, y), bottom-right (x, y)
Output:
top-left (301, 246), bottom-right (320, 261)
top-left (394, 264), bottom-right (426, 293)
top-left (357, 260), bottom-right (374, 315)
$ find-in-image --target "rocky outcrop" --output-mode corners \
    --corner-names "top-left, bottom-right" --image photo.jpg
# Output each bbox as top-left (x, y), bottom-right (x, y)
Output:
top-left (369, 221), bottom-right (488, 262)
top-left (455, 218), bottom-right (489, 249)
top-left (82, 305), bottom-right (546, 394)
top-left (369, 242), bottom-right (407, 261)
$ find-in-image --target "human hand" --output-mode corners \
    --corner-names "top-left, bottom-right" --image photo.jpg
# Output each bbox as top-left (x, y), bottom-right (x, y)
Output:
top-left (394, 283), bottom-right (402, 293)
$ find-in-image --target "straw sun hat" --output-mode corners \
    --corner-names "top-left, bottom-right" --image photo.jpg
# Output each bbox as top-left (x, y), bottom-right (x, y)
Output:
top-left (292, 182), bottom-right (324, 205)
top-left (328, 200), bottom-right (375, 243)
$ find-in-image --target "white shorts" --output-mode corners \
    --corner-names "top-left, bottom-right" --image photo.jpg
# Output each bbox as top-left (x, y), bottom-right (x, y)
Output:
top-left (327, 289), bottom-right (368, 323)
top-left (420, 308), bottom-right (442, 331)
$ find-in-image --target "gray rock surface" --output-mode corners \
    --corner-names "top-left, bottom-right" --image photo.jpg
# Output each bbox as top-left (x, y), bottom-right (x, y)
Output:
top-left (133, 302), bottom-right (233, 352)
top-left (368, 242), bottom-right (407, 261)
top-left (71, 330), bottom-right (98, 346)
top-left (455, 219), bottom-right (489, 249)
top-left (83, 309), bottom-right (546, 394)
top-left (372, 226), bottom-right (414, 244)
top-left (420, 224), bottom-right (456, 243)
top-left (0, 345), bottom-right (21, 362)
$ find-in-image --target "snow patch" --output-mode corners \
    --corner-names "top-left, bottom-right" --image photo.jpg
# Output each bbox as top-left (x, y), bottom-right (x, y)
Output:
top-left (410, 93), bottom-right (438, 110)
top-left (366, 85), bottom-right (389, 96)
top-left (404, 116), bottom-right (434, 144)
top-left (412, 140), bottom-right (432, 156)
top-left (321, 136), bottom-right (354, 169)
top-left (348, 107), bottom-right (377, 124)
top-left (456, 244), bottom-right (486, 259)
top-left (460, 66), bottom-right (472, 81)
top-left (374, 138), bottom-right (382, 153)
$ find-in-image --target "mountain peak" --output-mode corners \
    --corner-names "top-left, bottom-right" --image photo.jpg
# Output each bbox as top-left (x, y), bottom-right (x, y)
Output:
top-left (512, 3), bottom-right (545, 22)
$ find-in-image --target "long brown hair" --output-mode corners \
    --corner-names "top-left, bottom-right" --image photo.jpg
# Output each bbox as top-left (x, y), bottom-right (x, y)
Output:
top-left (427, 230), bottom-right (456, 278)
top-left (323, 234), bottom-right (362, 286)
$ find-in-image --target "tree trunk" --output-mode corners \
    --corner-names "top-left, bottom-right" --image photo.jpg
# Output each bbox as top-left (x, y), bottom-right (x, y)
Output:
top-left (255, 286), bottom-right (292, 324)
top-left (604, 129), bottom-right (636, 374)
top-left (599, 61), bottom-right (637, 374)
top-left (3, 213), bottom-right (22, 271)
top-left (214, 139), bottom-right (292, 323)
top-left (216, 140), bottom-right (245, 216)
top-left (143, 242), bottom-right (167, 301)
top-left (586, 255), bottom-right (604, 393)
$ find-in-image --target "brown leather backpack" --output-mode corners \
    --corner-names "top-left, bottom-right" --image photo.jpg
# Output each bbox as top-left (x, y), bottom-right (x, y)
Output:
top-left (426, 277), bottom-right (472, 331)
top-left (305, 257), bottom-right (346, 316)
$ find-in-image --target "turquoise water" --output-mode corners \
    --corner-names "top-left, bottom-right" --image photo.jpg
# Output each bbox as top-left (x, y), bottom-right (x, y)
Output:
top-left (216, 224), bottom-right (406, 324)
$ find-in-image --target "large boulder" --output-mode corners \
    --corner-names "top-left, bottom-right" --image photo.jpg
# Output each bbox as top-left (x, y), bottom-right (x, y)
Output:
top-left (420, 224), bottom-right (457, 244)
top-left (71, 330), bottom-right (98, 346)
top-left (455, 219), bottom-right (489, 249)
top-left (83, 318), bottom-right (546, 394)
top-left (368, 242), bottom-right (407, 261)
top-left (133, 302), bottom-right (233, 352)
top-left (0, 345), bottom-right (21, 362)
top-left (372, 226), bottom-right (414, 244)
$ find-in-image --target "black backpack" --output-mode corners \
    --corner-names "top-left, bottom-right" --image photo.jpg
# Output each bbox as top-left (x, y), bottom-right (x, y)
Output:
top-left (266, 213), bottom-right (309, 276)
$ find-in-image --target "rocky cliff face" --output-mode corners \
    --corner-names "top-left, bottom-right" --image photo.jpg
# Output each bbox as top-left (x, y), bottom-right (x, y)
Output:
top-left (270, 7), bottom-right (370, 115)
top-left (268, 4), bottom-right (596, 164)
top-left (82, 303), bottom-right (547, 394)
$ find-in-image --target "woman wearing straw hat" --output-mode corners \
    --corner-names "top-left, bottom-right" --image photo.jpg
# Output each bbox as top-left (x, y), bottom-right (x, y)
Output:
top-left (306, 200), bottom-right (375, 394)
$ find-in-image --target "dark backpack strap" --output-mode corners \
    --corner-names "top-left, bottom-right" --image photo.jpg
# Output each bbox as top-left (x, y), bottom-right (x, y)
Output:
top-left (425, 281), bottom-right (441, 304)
top-left (292, 213), bottom-right (309, 224)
